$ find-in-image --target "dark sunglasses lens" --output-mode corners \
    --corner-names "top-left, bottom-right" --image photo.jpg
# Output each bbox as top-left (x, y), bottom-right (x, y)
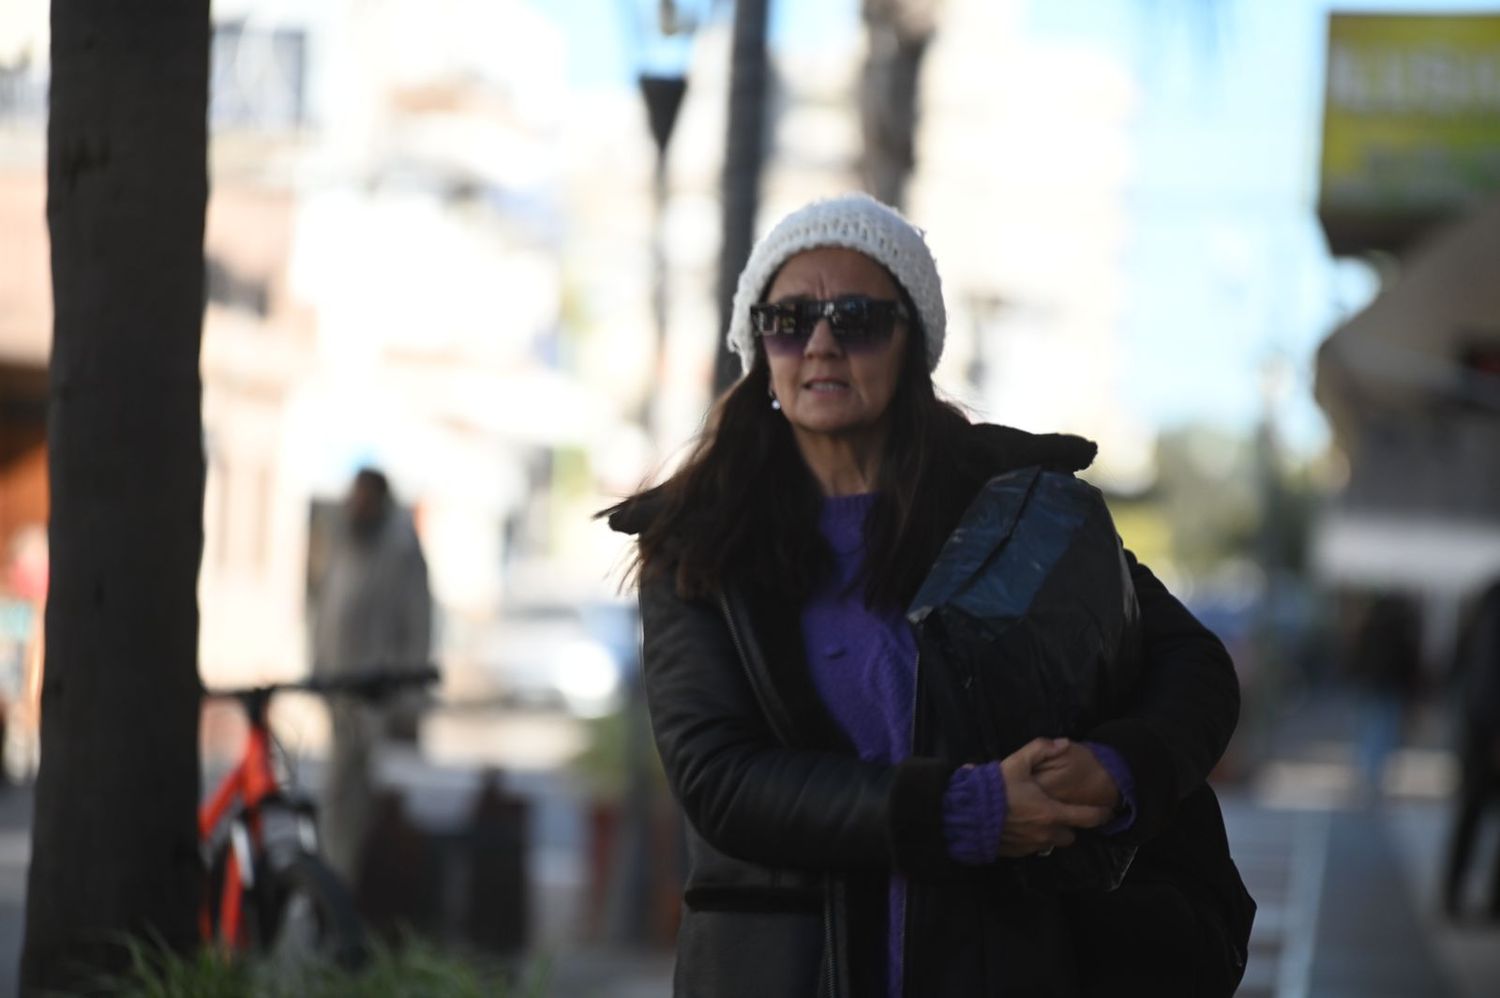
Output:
top-left (830, 299), bottom-right (896, 350)
top-left (762, 333), bottom-right (806, 355)
top-left (751, 298), bottom-right (900, 354)
top-left (826, 300), bottom-right (868, 342)
top-left (752, 304), bottom-right (808, 354)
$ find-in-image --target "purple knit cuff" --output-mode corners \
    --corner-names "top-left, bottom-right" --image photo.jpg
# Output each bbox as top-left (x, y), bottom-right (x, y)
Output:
top-left (1085, 741), bottom-right (1138, 834)
top-left (941, 762), bottom-right (1007, 865)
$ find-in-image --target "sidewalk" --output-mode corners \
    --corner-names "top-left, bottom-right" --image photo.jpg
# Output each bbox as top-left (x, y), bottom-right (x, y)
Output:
top-left (544, 947), bottom-right (674, 998)
top-left (546, 797), bottom-right (1478, 998)
top-left (0, 689), bottom-right (1496, 997)
top-left (0, 770), bottom-right (677, 998)
top-left (1222, 792), bottom-right (1500, 998)
top-left (0, 786), bottom-right (29, 998)
top-left (539, 788), bottom-right (1500, 998)
top-left (1221, 682), bottom-right (1500, 998)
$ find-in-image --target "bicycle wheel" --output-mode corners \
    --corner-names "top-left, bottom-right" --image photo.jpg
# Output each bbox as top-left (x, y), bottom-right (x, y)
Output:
top-left (261, 852), bottom-right (368, 970)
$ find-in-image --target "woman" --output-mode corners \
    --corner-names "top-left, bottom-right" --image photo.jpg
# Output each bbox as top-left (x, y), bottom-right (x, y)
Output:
top-left (606, 193), bottom-right (1250, 996)
top-left (1444, 579), bottom-right (1500, 920)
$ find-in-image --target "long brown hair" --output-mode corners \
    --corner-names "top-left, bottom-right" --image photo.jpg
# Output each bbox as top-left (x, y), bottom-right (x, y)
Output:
top-left (608, 306), bottom-right (981, 610)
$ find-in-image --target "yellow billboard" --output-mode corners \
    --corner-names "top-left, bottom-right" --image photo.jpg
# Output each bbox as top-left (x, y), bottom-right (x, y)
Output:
top-left (1319, 13), bottom-right (1500, 254)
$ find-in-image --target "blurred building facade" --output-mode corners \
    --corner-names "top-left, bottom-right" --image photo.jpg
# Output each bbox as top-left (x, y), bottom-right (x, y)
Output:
top-left (0, 1), bottom-right (622, 707)
top-left (202, 0), bottom-right (606, 690)
top-left (13, 0), bottom-right (1464, 699)
top-left (912, 0), bottom-right (1155, 492)
top-left (1314, 198), bottom-right (1500, 608)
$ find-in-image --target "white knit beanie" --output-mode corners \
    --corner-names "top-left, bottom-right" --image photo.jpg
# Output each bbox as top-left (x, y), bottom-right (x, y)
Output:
top-left (726, 192), bottom-right (946, 376)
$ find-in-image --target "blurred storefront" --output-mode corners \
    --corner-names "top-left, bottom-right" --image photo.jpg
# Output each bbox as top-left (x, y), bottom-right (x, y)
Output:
top-left (1317, 13), bottom-right (1500, 257)
top-left (0, 165), bottom-right (49, 780)
top-left (1312, 13), bottom-right (1500, 657)
top-left (1315, 197), bottom-right (1500, 596)
top-left (0, 167), bottom-right (49, 546)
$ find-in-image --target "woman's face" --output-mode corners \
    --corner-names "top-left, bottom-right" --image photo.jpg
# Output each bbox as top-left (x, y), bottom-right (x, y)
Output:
top-left (761, 247), bottom-right (909, 444)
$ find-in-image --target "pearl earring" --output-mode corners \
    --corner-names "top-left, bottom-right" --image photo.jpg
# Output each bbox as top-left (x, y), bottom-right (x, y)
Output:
top-left (769, 390), bottom-right (781, 411)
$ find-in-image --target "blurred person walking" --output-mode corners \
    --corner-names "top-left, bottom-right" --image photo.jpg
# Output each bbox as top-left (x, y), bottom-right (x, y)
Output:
top-left (312, 467), bottom-right (433, 882)
top-left (1444, 578), bottom-right (1500, 921)
top-left (1348, 592), bottom-right (1423, 803)
top-left (605, 194), bottom-right (1253, 997)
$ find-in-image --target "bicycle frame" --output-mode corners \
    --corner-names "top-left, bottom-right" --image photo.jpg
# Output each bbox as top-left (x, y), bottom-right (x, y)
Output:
top-left (198, 688), bottom-right (279, 950)
top-left (197, 665), bottom-right (437, 953)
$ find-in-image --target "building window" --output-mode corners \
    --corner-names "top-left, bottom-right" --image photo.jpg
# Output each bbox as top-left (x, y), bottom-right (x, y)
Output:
top-left (211, 21), bottom-right (306, 131)
top-left (0, 55), bottom-right (46, 124)
top-left (205, 255), bottom-right (271, 317)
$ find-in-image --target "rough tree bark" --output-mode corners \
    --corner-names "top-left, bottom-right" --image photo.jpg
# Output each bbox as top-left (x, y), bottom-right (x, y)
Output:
top-left (21, 1), bottom-right (208, 991)
top-left (860, 0), bottom-right (940, 209)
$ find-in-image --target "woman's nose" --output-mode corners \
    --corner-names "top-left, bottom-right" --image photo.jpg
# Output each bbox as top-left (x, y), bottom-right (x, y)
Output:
top-left (803, 319), bottom-right (841, 356)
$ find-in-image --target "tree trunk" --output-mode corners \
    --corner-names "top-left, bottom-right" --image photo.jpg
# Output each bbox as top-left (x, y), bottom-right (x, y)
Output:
top-left (712, 0), bottom-right (771, 396)
top-left (22, 1), bottom-right (208, 991)
top-left (860, 0), bottom-right (940, 209)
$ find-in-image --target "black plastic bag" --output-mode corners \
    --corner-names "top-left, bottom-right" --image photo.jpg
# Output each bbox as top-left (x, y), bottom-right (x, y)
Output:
top-left (909, 466), bottom-right (1142, 889)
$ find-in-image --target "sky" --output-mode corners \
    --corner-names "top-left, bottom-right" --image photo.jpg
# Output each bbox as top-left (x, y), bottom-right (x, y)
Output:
top-left (1028, 0), bottom-right (1500, 455)
top-left (531, 0), bottom-right (1500, 456)
top-left (541, 0), bottom-right (859, 88)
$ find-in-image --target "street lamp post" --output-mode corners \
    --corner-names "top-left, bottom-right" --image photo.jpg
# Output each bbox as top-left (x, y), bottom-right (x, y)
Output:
top-left (628, 1), bottom-right (694, 444)
top-left (966, 291), bottom-right (1008, 404)
top-left (607, 1), bottom-right (696, 949)
top-left (638, 73), bottom-right (686, 438)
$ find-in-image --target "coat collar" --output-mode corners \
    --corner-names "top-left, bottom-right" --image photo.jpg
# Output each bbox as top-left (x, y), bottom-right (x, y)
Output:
top-left (730, 579), bottom-right (855, 754)
top-left (953, 423), bottom-right (1097, 479)
top-left (604, 423), bottom-right (1097, 539)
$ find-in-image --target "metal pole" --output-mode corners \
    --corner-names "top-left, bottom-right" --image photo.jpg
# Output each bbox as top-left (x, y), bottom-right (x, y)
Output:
top-left (640, 151), bottom-right (669, 437)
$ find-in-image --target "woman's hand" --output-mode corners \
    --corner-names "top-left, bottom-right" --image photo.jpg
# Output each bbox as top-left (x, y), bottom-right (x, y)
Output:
top-left (1033, 741), bottom-right (1122, 812)
top-left (997, 738), bottom-right (1115, 858)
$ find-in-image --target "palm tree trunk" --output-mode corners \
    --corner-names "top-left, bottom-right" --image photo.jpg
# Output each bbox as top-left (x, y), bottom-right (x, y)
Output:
top-left (860, 0), bottom-right (940, 209)
top-left (21, 0), bottom-right (208, 990)
top-left (712, 0), bottom-right (771, 396)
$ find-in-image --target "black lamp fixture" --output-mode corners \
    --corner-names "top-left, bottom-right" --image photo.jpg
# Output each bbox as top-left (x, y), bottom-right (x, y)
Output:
top-left (628, 0), bottom-right (697, 157)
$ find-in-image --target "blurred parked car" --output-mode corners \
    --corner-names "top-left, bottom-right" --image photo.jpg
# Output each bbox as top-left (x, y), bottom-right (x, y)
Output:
top-left (483, 598), bottom-right (638, 719)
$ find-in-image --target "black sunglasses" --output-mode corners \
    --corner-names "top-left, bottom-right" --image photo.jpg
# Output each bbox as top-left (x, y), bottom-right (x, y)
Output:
top-left (749, 295), bottom-right (908, 355)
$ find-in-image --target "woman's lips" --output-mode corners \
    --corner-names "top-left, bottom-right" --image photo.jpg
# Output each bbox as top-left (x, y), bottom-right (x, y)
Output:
top-left (804, 378), bottom-right (849, 393)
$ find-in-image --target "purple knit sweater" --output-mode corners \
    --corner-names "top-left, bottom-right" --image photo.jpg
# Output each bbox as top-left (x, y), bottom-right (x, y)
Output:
top-left (801, 493), bottom-right (1136, 997)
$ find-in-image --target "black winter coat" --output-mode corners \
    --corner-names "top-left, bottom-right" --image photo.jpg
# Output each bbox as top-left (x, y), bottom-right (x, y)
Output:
top-left (611, 424), bottom-right (1252, 997)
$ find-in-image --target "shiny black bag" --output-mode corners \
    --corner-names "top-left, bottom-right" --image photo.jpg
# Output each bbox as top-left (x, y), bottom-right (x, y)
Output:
top-left (1066, 784), bottom-right (1255, 997)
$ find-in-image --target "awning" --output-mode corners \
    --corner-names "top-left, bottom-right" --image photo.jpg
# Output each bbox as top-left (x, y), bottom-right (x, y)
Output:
top-left (1315, 194), bottom-right (1500, 445)
top-left (1312, 510), bottom-right (1500, 595)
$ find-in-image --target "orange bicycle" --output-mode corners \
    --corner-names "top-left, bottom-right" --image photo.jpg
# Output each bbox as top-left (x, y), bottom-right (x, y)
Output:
top-left (198, 665), bottom-right (439, 966)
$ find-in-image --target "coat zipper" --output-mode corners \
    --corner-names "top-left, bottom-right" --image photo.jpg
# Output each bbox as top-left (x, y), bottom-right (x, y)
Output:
top-left (824, 879), bottom-right (840, 998)
top-left (897, 644), bottom-right (922, 998)
top-left (967, 643), bottom-right (1004, 758)
top-left (718, 591), bottom-right (751, 678)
